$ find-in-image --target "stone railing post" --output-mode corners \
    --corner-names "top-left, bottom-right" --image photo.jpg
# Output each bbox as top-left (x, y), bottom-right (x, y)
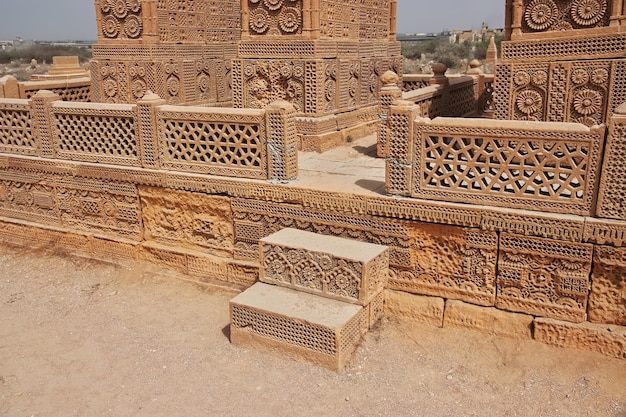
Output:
top-left (0, 75), bottom-right (19, 98)
top-left (265, 101), bottom-right (298, 182)
top-left (385, 100), bottom-right (421, 196)
top-left (597, 103), bottom-right (626, 219)
top-left (378, 70), bottom-right (402, 158)
top-left (30, 90), bottom-right (61, 158)
top-left (137, 91), bottom-right (166, 169)
top-left (430, 63), bottom-right (450, 116)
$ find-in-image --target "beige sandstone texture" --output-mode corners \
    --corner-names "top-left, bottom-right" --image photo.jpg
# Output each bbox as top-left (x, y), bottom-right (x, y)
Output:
top-left (533, 318), bottom-right (626, 360)
top-left (443, 299), bottom-right (534, 340)
top-left (384, 289), bottom-right (445, 327)
top-left (139, 186), bottom-right (234, 256)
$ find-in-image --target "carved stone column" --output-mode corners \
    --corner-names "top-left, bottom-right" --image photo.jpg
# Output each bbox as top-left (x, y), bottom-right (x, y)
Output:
top-left (511, 0), bottom-right (524, 39)
top-left (29, 90), bottom-right (60, 158)
top-left (136, 90), bottom-right (165, 169)
top-left (265, 101), bottom-right (298, 182)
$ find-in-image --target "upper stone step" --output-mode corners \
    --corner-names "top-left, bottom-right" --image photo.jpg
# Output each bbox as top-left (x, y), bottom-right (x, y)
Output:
top-left (259, 228), bottom-right (389, 305)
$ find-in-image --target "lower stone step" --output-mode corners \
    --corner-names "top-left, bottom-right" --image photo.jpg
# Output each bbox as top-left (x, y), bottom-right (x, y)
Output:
top-left (230, 282), bottom-right (368, 371)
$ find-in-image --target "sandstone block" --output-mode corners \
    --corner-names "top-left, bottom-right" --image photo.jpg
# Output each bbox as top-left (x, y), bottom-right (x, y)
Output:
top-left (443, 300), bottom-right (533, 340)
top-left (533, 318), bottom-right (626, 359)
top-left (230, 283), bottom-right (368, 371)
top-left (588, 246), bottom-right (626, 326)
top-left (384, 290), bottom-right (444, 328)
top-left (260, 228), bottom-right (389, 305)
top-left (496, 233), bottom-right (593, 323)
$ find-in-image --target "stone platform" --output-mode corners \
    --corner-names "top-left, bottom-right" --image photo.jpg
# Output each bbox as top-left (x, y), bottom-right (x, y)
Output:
top-left (230, 282), bottom-right (368, 371)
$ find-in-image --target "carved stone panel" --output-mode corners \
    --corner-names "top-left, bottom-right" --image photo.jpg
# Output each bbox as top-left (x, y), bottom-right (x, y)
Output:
top-left (57, 177), bottom-right (142, 240)
top-left (260, 228), bottom-right (389, 305)
top-left (232, 198), bottom-right (498, 307)
top-left (248, 0), bottom-right (303, 36)
top-left (497, 60), bottom-right (615, 125)
top-left (139, 186), bottom-right (234, 257)
top-left (589, 246), bottom-right (626, 325)
top-left (98, 0), bottom-right (143, 41)
top-left (521, 0), bottom-right (610, 34)
top-left (0, 171), bottom-right (58, 225)
top-left (496, 233), bottom-right (593, 323)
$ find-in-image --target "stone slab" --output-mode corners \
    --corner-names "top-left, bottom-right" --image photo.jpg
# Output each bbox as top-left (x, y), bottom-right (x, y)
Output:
top-left (229, 283), bottom-right (367, 371)
top-left (260, 228), bottom-right (389, 305)
top-left (443, 300), bottom-right (533, 340)
top-left (533, 318), bottom-right (626, 359)
top-left (384, 290), bottom-right (444, 328)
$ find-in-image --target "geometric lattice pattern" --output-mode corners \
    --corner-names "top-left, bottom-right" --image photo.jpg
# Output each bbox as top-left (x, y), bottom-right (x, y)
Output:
top-left (54, 113), bottom-right (139, 165)
top-left (159, 111), bottom-right (267, 178)
top-left (408, 119), bottom-right (606, 215)
top-left (0, 105), bottom-right (36, 155)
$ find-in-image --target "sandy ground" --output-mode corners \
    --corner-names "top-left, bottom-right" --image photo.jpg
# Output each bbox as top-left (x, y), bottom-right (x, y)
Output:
top-left (0, 243), bottom-right (625, 417)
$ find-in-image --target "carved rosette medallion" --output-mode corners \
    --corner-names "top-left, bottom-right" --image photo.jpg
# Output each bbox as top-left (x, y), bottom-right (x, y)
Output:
top-left (248, 0), bottom-right (303, 36)
top-left (128, 64), bottom-right (148, 100)
top-left (525, 0), bottom-right (559, 30)
top-left (523, 0), bottom-right (609, 32)
top-left (568, 64), bottom-right (609, 125)
top-left (100, 0), bottom-right (142, 40)
top-left (571, 0), bottom-right (607, 26)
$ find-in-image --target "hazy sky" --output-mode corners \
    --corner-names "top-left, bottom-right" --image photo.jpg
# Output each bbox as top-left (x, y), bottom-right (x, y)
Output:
top-left (0, 0), bottom-right (506, 41)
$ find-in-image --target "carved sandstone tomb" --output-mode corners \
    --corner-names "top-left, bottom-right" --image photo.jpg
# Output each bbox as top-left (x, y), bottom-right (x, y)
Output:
top-left (91, 0), bottom-right (402, 151)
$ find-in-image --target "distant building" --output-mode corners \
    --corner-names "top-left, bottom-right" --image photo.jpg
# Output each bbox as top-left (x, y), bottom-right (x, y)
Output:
top-left (450, 23), bottom-right (504, 44)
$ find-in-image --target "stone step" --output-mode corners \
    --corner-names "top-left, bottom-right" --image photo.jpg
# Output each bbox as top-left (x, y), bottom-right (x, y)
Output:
top-left (230, 282), bottom-right (368, 371)
top-left (260, 228), bottom-right (389, 305)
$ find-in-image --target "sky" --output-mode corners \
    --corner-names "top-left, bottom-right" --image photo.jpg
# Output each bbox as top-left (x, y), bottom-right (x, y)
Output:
top-left (0, 0), bottom-right (506, 41)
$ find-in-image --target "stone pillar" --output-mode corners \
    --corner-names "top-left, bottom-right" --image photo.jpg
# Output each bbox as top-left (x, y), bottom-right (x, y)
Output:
top-left (378, 71), bottom-right (402, 158)
top-left (385, 101), bottom-right (421, 196)
top-left (265, 101), bottom-right (298, 182)
top-left (389, 0), bottom-right (398, 41)
top-left (0, 75), bottom-right (19, 99)
top-left (429, 63), bottom-right (449, 87)
top-left (29, 90), bottom-right (60, 158)
top-left (610, 0), bottom-right (624, 27)
top-left (511, 0), bottom-right (524, 39)
top-left (241, 0), bottom-right (250, 38)
top-left (596, 102), bottom-right (626, 219)
top-left (137, 90), bottom-right (165, 169)
top-left (141, 0), bottom-right (160, 43)
top-left (309, 0), bottom-right (321, 39)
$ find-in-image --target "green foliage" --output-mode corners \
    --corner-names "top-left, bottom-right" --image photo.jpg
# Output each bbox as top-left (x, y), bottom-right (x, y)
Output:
top-left (0, 44), bottom-right (92, 65)
top-left (402, 34), bottom-right (503, 70)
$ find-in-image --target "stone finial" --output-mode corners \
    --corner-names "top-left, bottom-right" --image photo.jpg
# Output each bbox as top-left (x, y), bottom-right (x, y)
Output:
top-left (486, 36), bottom-right (498, 64)
top-left (139, 90), bottom-right (163, 102)
top-left (467, 59), bottom-right (483, 75)
top-left (429, 63), bottom-right (449, 86)
top-left (380, 70), bottom-right (400, 86)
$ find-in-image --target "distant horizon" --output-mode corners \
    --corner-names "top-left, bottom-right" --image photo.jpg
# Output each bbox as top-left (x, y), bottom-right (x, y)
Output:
top-left (0, 0), bottom-right (506, 41)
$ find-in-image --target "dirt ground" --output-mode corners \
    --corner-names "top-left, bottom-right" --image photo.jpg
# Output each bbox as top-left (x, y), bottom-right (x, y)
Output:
top-left (0, 243), bottom-right (624, 417)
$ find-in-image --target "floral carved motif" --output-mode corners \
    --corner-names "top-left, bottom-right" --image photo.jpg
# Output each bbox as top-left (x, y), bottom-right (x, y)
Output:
top-left (248, 0), bottom-right (303, 36)
top-left (523, 0), bottom-right (609, 32)
top-left (244, 61), bottom-right (304, 111)
top-left (100, 0), bottom-right (142, 39)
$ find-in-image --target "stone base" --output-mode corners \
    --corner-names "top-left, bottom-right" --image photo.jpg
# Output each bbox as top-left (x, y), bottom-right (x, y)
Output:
top-left (230, 282), bottom-right (368, 371)
top-left (384, 290), bottom-right (445, 328)
top-left (299, 120), bottom-right (379, 153)
top-left (533, 318), bottom-right (626, 359)
top-left (444, 300), bottom-right (533, 340)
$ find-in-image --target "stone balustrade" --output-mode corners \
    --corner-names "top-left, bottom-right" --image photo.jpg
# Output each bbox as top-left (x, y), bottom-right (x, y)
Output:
top-left (0, 90), bottom-right (298, 182)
